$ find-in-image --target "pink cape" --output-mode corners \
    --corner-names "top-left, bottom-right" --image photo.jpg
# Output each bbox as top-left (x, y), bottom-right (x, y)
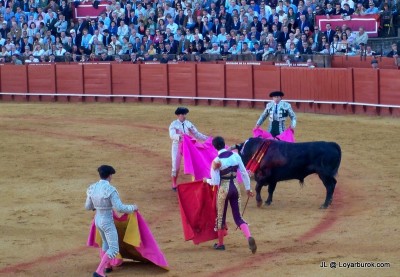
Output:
top-left (87, 211), bottom-right (169, 270)
top-left (181, 129), bottom-right (295, 181)
top-left (252, 128), bottom-right (296, 142)
top-left (182, 135), bottom-right (217, 180)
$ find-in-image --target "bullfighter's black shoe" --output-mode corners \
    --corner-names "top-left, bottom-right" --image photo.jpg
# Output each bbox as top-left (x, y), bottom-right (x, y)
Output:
top-left (213, 243), bottom-right (225, 250)
top-left (248, 237), bottom-right (257, 254)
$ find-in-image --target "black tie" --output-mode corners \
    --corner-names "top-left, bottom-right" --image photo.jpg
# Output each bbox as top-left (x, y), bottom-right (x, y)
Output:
top-left (275, 104), bottom-right (278, 114)
top-left (182, 123), bottom-right (185, 134)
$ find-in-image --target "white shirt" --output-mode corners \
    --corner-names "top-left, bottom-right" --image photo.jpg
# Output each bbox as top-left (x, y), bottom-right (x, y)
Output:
top-left (166, 22), bottom-right (178, 34)
top-left (208, 149), bottom-right (251, 190)
top-left (169, 119), bottom-right (208, 144)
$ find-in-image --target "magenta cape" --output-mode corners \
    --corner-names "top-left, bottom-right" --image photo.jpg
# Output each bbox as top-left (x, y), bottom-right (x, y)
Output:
top-left (87, 211), bottom-right (169, 270)
top-left (177, 180), bottom-right (227, 244)
top-left (182, 135), bottom-right (217, 180)
top-left (253, 128), bottom-right (296, 142)
top-left (181, 129), bottom-right (295, 180)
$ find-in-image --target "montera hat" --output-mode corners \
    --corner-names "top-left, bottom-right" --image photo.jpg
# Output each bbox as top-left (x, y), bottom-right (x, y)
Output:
top-left (269, 91), bottom-right (284, 97)
top-left (175, 107), bottom-right (189, 115)
top-left (98, 165), bottom-right (116, 179)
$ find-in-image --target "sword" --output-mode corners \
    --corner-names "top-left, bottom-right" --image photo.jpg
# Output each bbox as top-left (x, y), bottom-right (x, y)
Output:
top-left (236, 195), bottom-right (250, 231)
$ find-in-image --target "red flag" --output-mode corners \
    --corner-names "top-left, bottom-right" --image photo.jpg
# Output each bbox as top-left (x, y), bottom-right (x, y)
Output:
top-left (177, 180), bottom-right (221, 245)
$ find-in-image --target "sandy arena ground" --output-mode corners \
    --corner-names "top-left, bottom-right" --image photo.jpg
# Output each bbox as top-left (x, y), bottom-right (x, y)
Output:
top-left (0, 103), bottom-right (399, 277)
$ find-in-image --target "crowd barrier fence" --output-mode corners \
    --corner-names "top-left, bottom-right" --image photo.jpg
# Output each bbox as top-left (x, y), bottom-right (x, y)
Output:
top-left (0, 63), bottom-right (399, 117)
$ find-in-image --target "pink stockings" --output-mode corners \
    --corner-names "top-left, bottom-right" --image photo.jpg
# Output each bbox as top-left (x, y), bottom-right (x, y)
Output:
top-left (240, 223), bottom-right (251, 239)
top-left (96, 250), bottom-right (111, 276)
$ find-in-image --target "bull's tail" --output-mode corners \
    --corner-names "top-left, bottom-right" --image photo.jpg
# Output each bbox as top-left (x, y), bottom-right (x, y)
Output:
top-left (332, 142), bottom-right (342, 177)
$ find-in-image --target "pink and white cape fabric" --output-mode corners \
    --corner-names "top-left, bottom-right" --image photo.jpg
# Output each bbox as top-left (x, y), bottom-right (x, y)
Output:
top-left (87, 211), bottom-right (169, 270)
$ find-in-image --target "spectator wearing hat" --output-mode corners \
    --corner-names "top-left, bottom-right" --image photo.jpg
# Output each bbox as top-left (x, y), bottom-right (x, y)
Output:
top-left (365, 2), bottom-right (379, 14)
top-left (85, 165), bottom-right (138, 277)
top-left (169, 107), bottom-right (209, 191)
top-left (255, 91), bottom-right (297, 137)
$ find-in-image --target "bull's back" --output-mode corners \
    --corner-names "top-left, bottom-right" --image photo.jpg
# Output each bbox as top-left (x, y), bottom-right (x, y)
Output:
top-left (263, 141), bottom-right (341, 180)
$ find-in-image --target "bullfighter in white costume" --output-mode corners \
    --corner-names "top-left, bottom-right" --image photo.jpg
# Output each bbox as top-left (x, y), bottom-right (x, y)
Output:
top-left (169, 107), bottom-right (208, 190)
top-left (85, 165), bottom-right (138, 277)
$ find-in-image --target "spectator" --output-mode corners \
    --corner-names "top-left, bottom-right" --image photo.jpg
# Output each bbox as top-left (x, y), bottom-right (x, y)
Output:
top-left (114, 54), bottom-right (123, 63)
top-left (324, 23), bottom-right (336, 44)
top-left (129, 52), bottom-right (138, 63)
top-left (48, 53), bottom-right (56, 62)
top-left (354, 27), bottom-right (368, 47)
top-left (386, 43), bottom-right (398, 58)
top-left (159, 52), bottom-right (172, 63)
top-left (320, 42), bottom-right (331, 54)
top-left (306, 58), bottom-right (316, 68)
top-left (342, 3), bottom-right (354, 16)
top-left (365, 2), bottom-right (379, 14)
top-left (11, 54), bottom-right (23, 65)
top-left (353, 3), bottom-right (366, 15)
top-left (371, 59), bottom-right (379, 69)
top-left (365, 45), bottom-right (376, 56)
top-left (99, 52), bottom-right (112, 61)
top-left (25, 54), bottom-right (39, 63)
top-left (341, 0), bottom-right (355, 9)
top-left (55, 43), bottom-right (66, 56)
top-left (206, 42), bottom-right (221, 54)
top-left (54, 14), bottom-right (67, 36)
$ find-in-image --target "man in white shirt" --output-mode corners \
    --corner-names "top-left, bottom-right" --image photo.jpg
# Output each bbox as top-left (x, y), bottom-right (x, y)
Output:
top-left (25, 54), bottom-right (39, 63)
top-left (203, 136), bottom-right (257, 254)
top-left (166, 14), bottom-right (178, 34)
top-left (55, 43), bottom-right (66, 56)
top-left (169, 107), bottom-right (209, 191)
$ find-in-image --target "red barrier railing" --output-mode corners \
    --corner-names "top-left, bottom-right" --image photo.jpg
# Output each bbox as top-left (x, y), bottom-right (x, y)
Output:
top-left (0, 63), bottom-right (399, 117)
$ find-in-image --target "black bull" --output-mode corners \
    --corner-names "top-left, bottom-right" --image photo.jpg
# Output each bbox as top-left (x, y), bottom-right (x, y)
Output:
top-left (237, 138), bottom-right (342, 209)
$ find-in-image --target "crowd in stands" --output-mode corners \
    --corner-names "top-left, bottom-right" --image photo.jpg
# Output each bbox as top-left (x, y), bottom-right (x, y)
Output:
top-left (0, 0), bottom-right (398, 64)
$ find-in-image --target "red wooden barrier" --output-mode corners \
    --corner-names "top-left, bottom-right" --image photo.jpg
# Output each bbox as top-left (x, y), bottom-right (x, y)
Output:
top-left (140, 64), bottom-right (168, 103)
top-left (111, 63), bottom-right (140, 102)
top-left (379, 69), bottom-right (400, 116)
top-left (332, 56), bottom-right (398, 69)
top-left (55, 64), bottom-right (84, 102)
top-left (313, 68), bottom-right (353, 114)
top-left (1, 63), bottom-right (400, 117)
top-left (353, 68), bottom-right (379, 115)
top-left (225, 64), bottom-right (253, 108)
top-left (196, 64), bottom-right (225, 106)
top-left (0, 65), bottom-right (28, 101)
top-left (253, 66), bottom-right (280, 109)
top-left (83, 63), bottom-right (112, 102)
top-left (28, 64), bottom-right (56, 102)
top-left (331, 56), bottom-right (344, 68)
top-left (280, 67), bottom-right (315, 113)
top-left (168, 63), bottom-right (196, 105)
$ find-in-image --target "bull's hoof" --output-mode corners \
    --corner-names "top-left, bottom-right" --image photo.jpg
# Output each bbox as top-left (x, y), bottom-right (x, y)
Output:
top-left (320, 199), bottom-right (332, 209)
top-left (264, 200), bottom-right (272, 206)
top-left (257, 201), bottom-right (263, 208)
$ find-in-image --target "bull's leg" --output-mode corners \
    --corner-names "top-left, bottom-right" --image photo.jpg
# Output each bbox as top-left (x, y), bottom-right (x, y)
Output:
top-left (265, 182), bottom-right (277, 206)
top-left (255, 182), bottom-right (263, 208)
top-left (319, 175), bottom-right (337, 209)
